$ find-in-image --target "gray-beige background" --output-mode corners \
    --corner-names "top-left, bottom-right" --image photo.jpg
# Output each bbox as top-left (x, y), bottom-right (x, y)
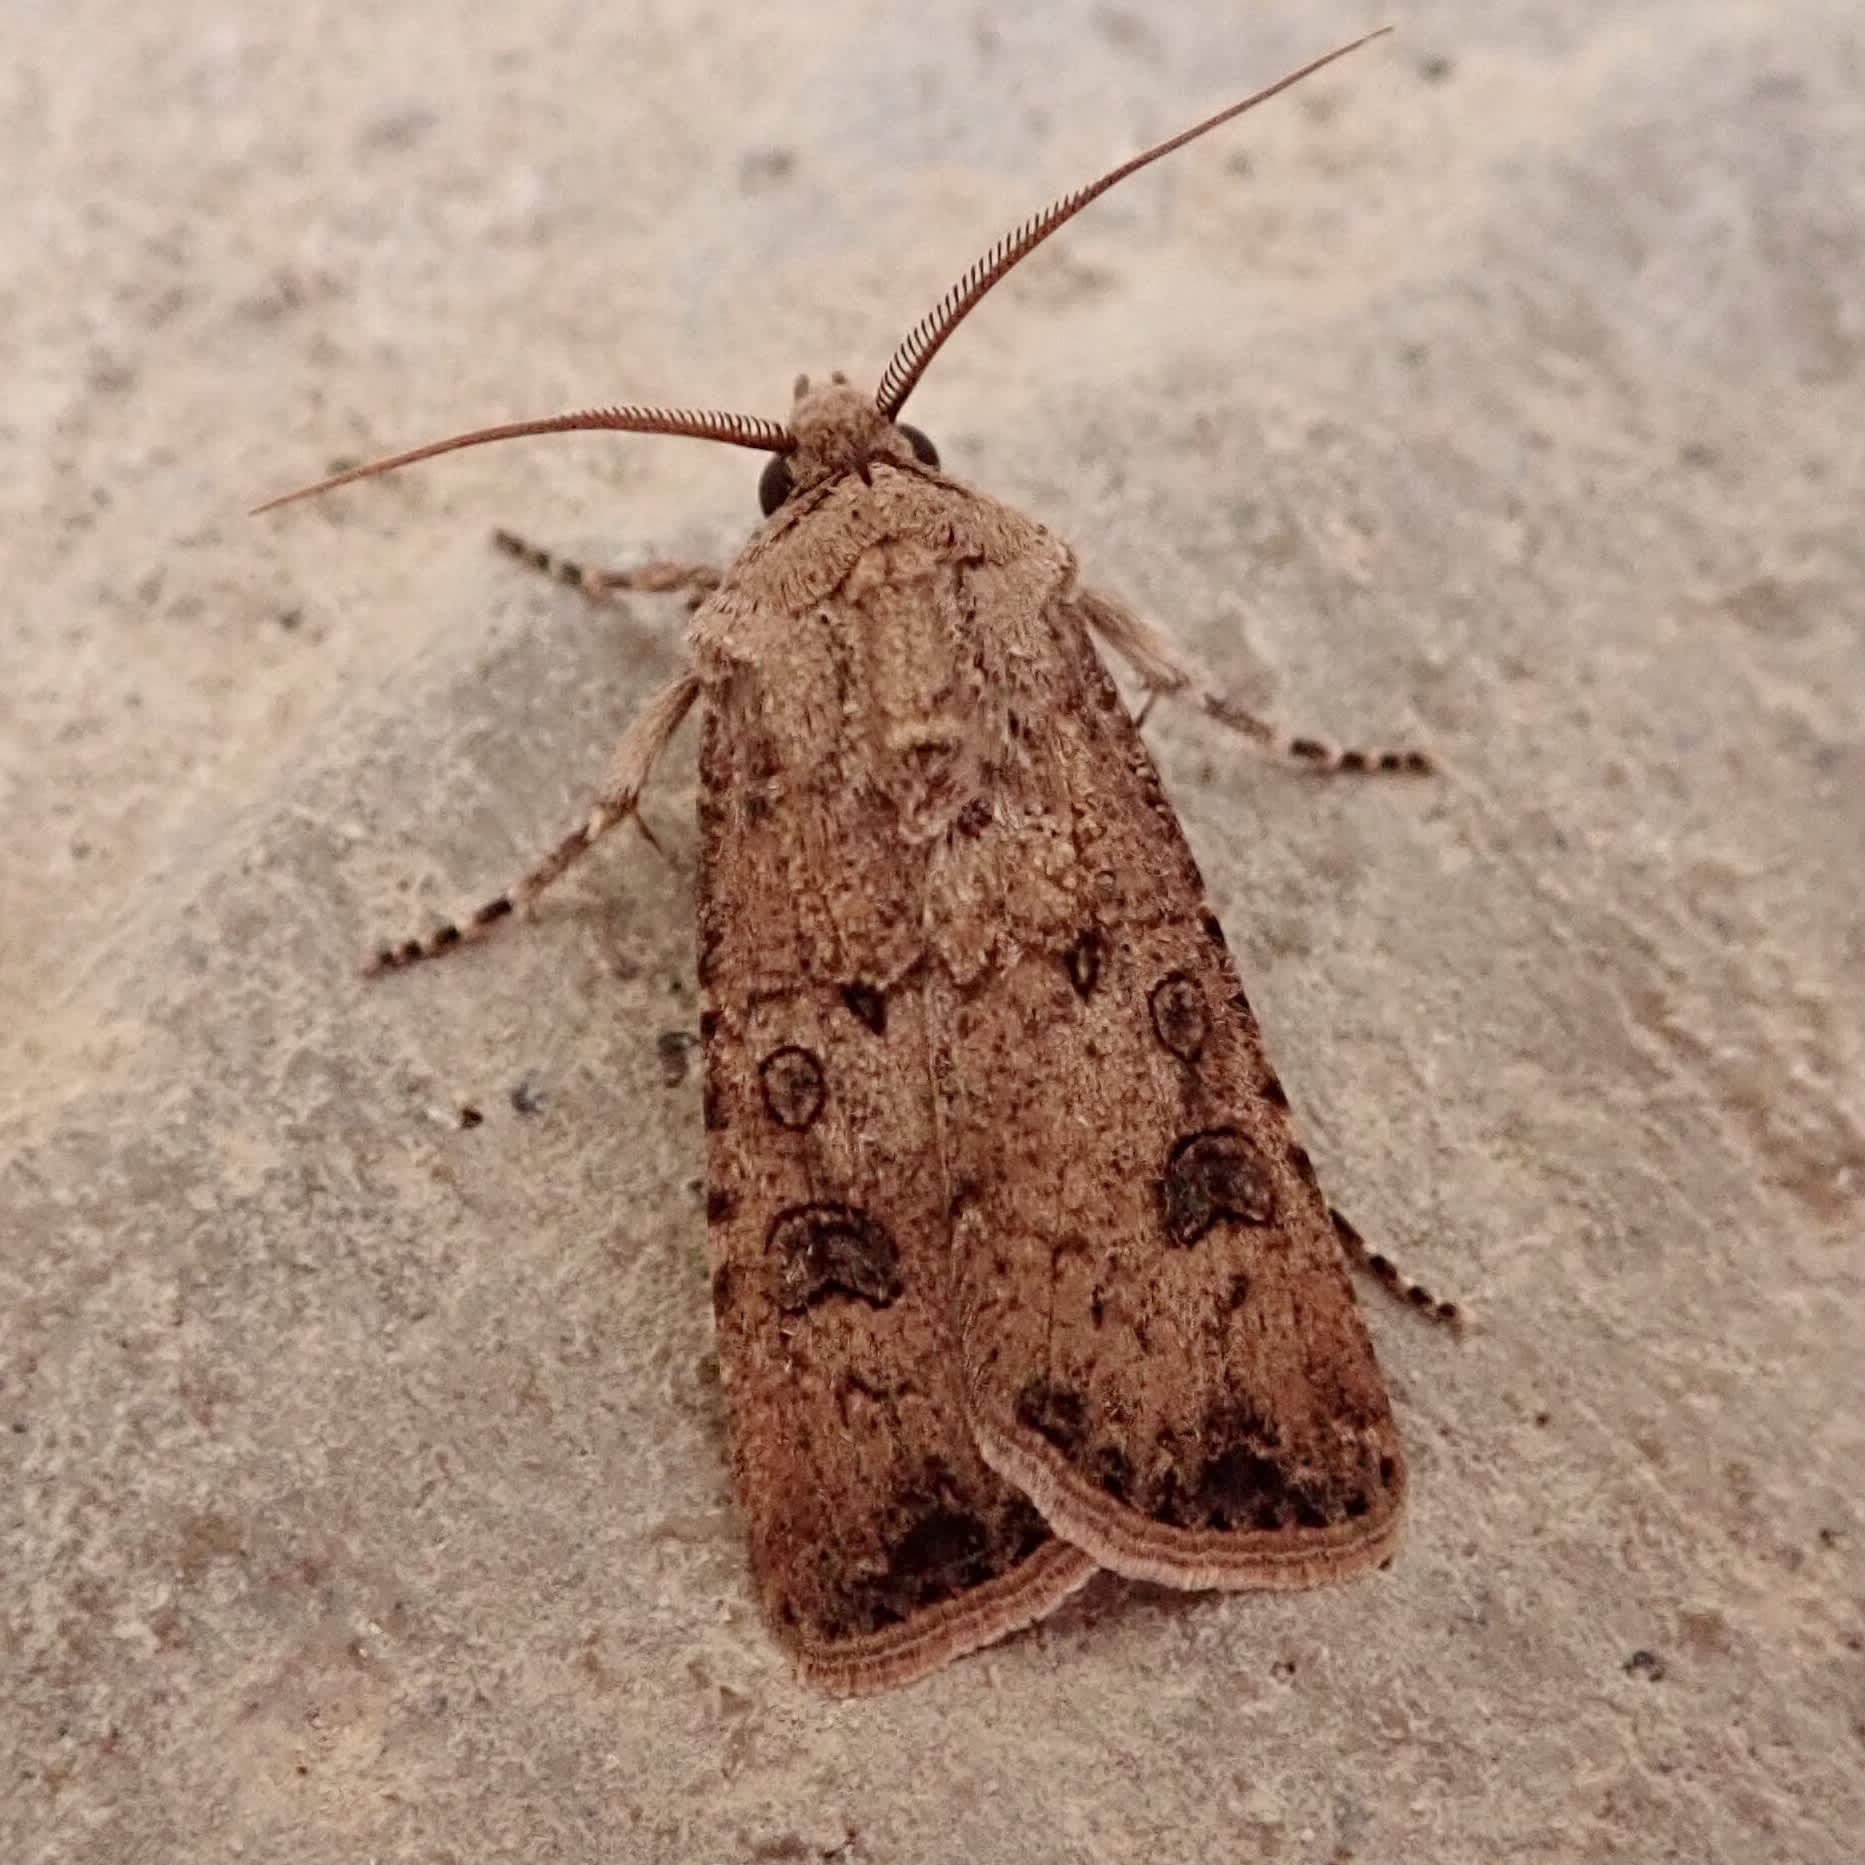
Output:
top-left (3, 2), bottom-right (1860, 1859)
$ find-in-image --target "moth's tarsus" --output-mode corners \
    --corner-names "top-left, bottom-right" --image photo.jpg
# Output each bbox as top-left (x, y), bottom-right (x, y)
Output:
top-left (494, 528), bottom-right (724, 607)
top-left (1329, 1205), bottom-right (1466, 1330)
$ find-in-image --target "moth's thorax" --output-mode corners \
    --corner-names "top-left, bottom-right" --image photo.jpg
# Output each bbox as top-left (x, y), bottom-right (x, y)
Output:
top-left (786, 375), bottom-right (922, 490)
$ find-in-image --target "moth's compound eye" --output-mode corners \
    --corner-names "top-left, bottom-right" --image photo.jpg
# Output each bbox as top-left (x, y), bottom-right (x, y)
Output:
top-left (898, 423), bottom-right (940, 469)
top-left (758, 452), bottom-right (794, 516)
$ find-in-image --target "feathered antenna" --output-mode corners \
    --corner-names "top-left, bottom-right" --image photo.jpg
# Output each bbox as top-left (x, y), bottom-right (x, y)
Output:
top-left (875, 28), bottom-right (1390, 420)
top-left (252, 404), bottom-right (793, 514)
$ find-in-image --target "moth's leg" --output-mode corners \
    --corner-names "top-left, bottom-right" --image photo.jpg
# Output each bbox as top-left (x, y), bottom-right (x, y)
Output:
top-left (1071, 586), bottom-right (1434, 776)
top-left (365, 670), bottom-right (702, 975)
top-left (493, 528), bottom-right (722, 611)
top-left (1328, 1205), bottom-right (1465, 1330)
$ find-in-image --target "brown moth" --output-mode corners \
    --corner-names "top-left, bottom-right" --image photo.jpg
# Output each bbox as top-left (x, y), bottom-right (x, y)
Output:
top-left (258, 27), bottom-right (1459, 1694)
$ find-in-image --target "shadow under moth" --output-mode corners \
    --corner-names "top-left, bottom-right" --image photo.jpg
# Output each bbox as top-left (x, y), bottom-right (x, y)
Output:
top-left (259, 28), bottom-right (1460, 1694)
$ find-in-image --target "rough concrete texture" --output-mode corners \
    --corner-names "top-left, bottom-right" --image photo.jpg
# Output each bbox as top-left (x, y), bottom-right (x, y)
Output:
top-left (3, 2), bottom-right (1861, 1859)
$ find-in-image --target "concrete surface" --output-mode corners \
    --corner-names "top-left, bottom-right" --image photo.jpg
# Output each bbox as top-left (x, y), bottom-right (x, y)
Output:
top-left (3, 2), bottom-right (1860, 1859)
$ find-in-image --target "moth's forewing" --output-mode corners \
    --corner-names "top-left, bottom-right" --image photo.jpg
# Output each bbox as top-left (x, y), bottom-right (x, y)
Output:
top-left (690, 459), bottom-right (1403, 1694)
top-left (937, 608), bottom-right (1406, 1586)
top-left (691, 491), bottom-right (1097, 1691)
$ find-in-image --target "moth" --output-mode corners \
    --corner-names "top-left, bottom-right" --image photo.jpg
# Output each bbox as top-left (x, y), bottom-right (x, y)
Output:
top-left (259, 28), bottom-right (1458, 1694)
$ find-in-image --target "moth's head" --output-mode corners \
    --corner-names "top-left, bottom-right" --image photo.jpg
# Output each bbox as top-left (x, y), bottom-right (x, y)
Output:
top-left (250, 32), bottom-right (1387, 524)
top-left (757, 372), bottom-right (940, 517)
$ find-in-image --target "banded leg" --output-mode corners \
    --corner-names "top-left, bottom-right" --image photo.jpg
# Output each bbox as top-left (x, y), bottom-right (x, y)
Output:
top-left (366, 670), bottom-right (702, 975)
top-left (1329, 1205), bottom-right (1465, 1330)
top-left (493, 529), bottom-right (722, 609)
top-left (1071, 585), bottom-right (1434, 775)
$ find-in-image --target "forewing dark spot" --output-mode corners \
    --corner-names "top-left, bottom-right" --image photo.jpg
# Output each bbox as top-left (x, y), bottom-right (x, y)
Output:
top-left (1065, 927), bottom-right (1107, 998)
top-left (1291, 1485), bottom-right (1330, 1529)
top-left (1162, 1128), bottom-right (1276, 1246)
top-left (829, 1492), bottom-right (1048, 1637)
top-left (758, 1044), bottom-right (825, 1130)
top-left (710, 1261), bottom-right (742, 1313)
top-left (1092, 1445), bottom-right (1134, 1503)
top-left (769, 1203), bottom-right (901, 1312)
top-left (1194, 1444), bottom-right (1292, 1531)
top-left (1015, 1377), bottom-right (1086, 1456)
top-left (841, 981), bottom-right (887, 1034)
top-left (1179, 1404), bottom-right (1365, 1533)
top-left (1151, 1470), bottom-right (1192, 1529)
top-left (1148, 971), bottom-right (1209, 1061)
top-left (890, 1507), bottom-right (984, 1586)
